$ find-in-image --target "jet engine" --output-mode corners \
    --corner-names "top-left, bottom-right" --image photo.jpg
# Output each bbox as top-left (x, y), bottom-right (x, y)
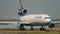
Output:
top-left (48, 23), bottom-right (55, 28)
top-left (18, 9), bottom-right (27, 16)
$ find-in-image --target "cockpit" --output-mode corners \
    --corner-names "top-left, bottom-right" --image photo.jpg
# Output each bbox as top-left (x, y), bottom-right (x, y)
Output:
top-left (44, 17), bottom-right (51, 19)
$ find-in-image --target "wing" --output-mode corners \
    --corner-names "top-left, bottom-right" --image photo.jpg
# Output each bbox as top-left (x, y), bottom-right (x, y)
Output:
top-left (52, 18), bottom-right (60, 21)
top-left (51, 18), bottom-right (60, 24)
top-left (0, 16), bottom-right (20, 21)
top-left (0, 19), bottom-right (20, 21)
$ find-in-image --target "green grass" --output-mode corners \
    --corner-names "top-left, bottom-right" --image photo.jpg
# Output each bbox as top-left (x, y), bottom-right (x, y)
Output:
top-left (7, 31), bottom-right (60, 34)
top-left (16, 31), bottom-right (60, 34)
top-left (0, 30), bottom-right (60, 34)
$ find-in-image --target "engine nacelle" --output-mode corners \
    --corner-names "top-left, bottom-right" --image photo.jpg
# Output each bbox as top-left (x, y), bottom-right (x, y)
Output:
top-left (18, 9), bottom-right (27, 16)
top-left (48, 23), bottom-right (55, 28)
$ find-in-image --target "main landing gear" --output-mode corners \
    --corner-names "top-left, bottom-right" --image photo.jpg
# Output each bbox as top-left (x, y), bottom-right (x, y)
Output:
top-left (40, 25), bottom-right (46, 31)
top-left (19, 24), bottom-right (46, 31)
top-left (19, 24), bottom-right (25, 30)
top-left (19, 24), bottom-right (34, 30)
top-left (30, 25), bottom-right (34, 30)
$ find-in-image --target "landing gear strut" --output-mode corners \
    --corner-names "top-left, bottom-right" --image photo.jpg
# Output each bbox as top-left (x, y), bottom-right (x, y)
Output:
top-left (40, 25), bottom-right (46, 31)
top-left (30, 25), bottom-right (34, 30)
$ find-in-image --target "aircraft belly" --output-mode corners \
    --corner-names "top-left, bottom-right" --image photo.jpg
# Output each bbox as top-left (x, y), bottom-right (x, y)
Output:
top-left (30, 19), bottom-right (50, 25)
top-left (30, 22), bottom-right (50, 26)
top-left (31, 19), bottom-right (46, 23)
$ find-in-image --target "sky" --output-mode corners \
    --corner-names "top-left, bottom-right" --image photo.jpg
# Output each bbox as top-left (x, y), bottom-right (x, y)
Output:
top-left (0, 0), bottom-right (60, 18)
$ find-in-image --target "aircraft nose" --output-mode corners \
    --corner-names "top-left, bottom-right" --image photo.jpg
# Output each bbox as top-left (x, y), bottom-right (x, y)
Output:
top-left (45, 19), bottom-right (51, 22)
top-left (44, 17), bottom-right (51, 22)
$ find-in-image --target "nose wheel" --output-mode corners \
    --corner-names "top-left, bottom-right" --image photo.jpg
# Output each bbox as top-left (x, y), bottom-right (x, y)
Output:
top-left (40, 25), bottom-right (46, 31)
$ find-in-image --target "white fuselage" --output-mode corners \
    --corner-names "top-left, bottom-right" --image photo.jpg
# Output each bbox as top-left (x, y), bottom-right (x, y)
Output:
top-left (20, 14), bottom-right (51, 25)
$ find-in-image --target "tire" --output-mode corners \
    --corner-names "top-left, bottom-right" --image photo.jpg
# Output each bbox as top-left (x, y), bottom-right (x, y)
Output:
top-left (30, 27), bottom-right (34, 30)
top-left (20, 24), bottom-right (25, 30)
top-left (40, 28), bottom-right (46, 31)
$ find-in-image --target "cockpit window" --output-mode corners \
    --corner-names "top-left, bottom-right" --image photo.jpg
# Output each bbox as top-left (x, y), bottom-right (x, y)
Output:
top-left (44, 17), bottom-right (50, 19)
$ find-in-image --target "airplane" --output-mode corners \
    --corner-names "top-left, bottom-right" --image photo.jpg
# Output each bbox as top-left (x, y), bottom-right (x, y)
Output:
top-left (0, 0), bottom-right (60, 31)
top-left (17, 0), bottom-right (59, 31)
